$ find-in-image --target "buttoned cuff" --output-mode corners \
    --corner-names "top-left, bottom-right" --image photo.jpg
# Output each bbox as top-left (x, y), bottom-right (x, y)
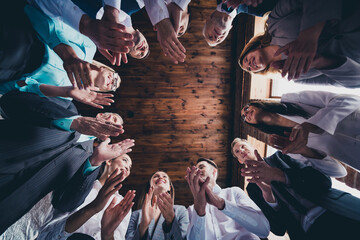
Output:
top-left (172, 0), bottom-right (190, 11)
top-left (17, 78), bottom-right (45, 97)
top-left (52, 115), bottom-right (81, 131)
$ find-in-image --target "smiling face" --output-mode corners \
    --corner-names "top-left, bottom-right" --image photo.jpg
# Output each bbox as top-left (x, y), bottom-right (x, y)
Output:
top-left (129, 30), bottom-right (149, 59)
top-left (96, 112), bottom-right (123, 125)
top-left (94, 67), bottom-right (120, 91)
top-left (232, 141), bottom-right (256, 163)
top-left (241, 104), bottom-right (262, 124)
top-left (241, 48), bottom-right (268, 73)
top-left (150, 171), bottom-right (171, 192)
top-left (196, 161), bottom-right (217, 182)
top-left (106, 154), bottom-right (132, 182)
top-left (203, 12), bottom-right (232, 46)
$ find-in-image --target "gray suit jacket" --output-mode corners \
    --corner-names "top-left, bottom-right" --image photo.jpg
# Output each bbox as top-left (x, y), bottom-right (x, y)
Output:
top-left (125, 205), bottom-right (189, 240)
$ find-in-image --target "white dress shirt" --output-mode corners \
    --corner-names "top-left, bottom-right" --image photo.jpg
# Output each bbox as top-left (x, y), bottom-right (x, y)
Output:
top-left (281, 91), bottom-right (360, 172)
top-left (28, 0), bottom-right (131, 32)
top-left (38, 180), bottom-right (131, 240)
top-left (143, 0), bottom-right (191, 25)
top-left (187, 185), bottom-right (270, 240)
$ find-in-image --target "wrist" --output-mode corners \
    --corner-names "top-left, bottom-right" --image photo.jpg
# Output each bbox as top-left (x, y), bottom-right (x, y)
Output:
top-left (101, 232), bottom-right (114, 240)
top-left (216, 198), bottom-right (225, 210)
top-left (165, 214), bottom-right (175, 225)
top-left (194, 203), bottom-right (206, 216)
top-left (89, 151), bottom-right (103, 166)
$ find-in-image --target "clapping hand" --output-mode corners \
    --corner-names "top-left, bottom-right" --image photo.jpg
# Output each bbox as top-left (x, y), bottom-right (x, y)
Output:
top-left (154, 18), bottom-right (186, 64)
top-left (101, 190), bottom-right (136, 240)
top-left (158, 192), bottom-right (175, 225)
top-left (242, 150), bottom-right (286, 184)
top-left (88, 169), bottom-right (124, 213)
top-left (70, 117), bottom-right (124, 141)
top-left (90, 138), bottom-right (135, 166)
top-left (67, 87), bottom-right (114, 109)
top-left (185, 167), bottom-right (209, 216)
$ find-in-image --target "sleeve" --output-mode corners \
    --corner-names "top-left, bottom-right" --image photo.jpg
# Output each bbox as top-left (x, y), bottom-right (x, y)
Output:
top-left (281, 90), bottom-right (360, 135)
top-left (104, 0), bottom-right (121, 10)
top-left (246, 183), bottom-right (287, 236)
top-left (220, 187), bottom-right (270, 238)
top-left (172, 0), bottom-right (191, 11)
top-left (52, 116), bottom-right (80, 132)
top-left (162, 206), bottom-right (189, 240)
top-left (27, 0), bottom-right (85, 32)
top-left (288, 153), bottom-right (347, 178)
top-left (114, 208), bottom-right (132, 239)
top-left (0, 90), bottom-right (78, 128)
top-left (82, 159), bottom-right (100, 176)
top-left (24, 4), bottom-right (71, 49)
top-left (143, 0), bottom-right (169, 25)
top-left (125, 211), bottom-right (145, 240)
top-left (300, 0), bottom-right (341, 32)
top-left (17, 78), bottom-right (45, 97)
top-left (186, 205), bottom-right (206, 240)
top-left (52, 162), bottom-right (100, 213)
top-left (295, 57), bottom-right (360, 89)
top-left (37, 216), bottom-right (72, 240)
top-left (95, 7), bottom-right (133, 27)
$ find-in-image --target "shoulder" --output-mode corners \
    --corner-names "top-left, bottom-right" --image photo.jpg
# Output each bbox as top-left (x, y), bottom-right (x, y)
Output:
top-left (130, 209), bottom-right (142, 219)
top-left (173, 204), bottom-right (187, 213)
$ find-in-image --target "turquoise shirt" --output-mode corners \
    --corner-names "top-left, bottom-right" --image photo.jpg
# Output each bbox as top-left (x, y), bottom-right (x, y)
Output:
top-left (0, 5), bottom-right (96, 96)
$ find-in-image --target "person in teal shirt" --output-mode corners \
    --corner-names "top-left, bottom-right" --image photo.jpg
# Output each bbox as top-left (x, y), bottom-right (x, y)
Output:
top-left (0, 4), bottom-right (120, 109)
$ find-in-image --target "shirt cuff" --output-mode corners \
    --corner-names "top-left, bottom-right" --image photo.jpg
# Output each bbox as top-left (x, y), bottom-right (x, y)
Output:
top-left (172, 0), bottom-right (190, 11)
top-left (52, 115), bottom-right (81, 131)
top-left (266, 200), bottom-right (279, 209)
top-left (17, 78), bottom-right (45, 97)
top-left (216, 3), bottom-right (237, 18)
top-left (83, 158), bottom-right (100, 176)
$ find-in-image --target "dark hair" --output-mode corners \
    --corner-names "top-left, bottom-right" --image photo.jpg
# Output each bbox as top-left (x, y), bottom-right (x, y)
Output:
top-left (137, 171), bottom-right (175, 210)
top-left (197, 157), bottom-right (218, 169)
top-left (244, 101), bottom-right (311, 136)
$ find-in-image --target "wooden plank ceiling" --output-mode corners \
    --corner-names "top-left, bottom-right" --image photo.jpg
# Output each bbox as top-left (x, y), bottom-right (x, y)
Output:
top-left (77, 0), bottom-right (238, 208)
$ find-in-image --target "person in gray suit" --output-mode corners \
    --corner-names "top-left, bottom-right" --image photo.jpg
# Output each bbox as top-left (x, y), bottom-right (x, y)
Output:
top-left (0, 90), bottom-right (134, 234)
top-left (126, 171), bottom-right (189, 240)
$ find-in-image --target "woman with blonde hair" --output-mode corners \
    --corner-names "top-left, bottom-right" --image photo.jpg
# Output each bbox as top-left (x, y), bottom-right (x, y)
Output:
top-left (126, 171), bottom-right (189, 240)
top-left (238, 0), bottom-right (360, 88)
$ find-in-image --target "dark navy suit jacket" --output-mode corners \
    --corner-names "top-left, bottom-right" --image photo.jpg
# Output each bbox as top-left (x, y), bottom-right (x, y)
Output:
top-left (247, 151), bottom-right (360, 239)
top-left (0, 91), bottom-right (100, 234)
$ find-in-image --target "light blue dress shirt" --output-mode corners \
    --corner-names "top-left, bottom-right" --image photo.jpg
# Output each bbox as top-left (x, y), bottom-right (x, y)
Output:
top-left (0, 4), bottom-right (96, 96)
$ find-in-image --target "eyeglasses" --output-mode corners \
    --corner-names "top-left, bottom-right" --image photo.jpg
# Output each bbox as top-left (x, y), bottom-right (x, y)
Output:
top-left (241, 104), bottom-right (250, 122)
top-left (111, 72), bottom-right (120, 91)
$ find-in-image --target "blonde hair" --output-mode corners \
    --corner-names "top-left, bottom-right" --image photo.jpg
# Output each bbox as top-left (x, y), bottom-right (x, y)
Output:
top-left (231, 138), bottom-right (248, 159)
top-left (92, 60), bottom-right (121, 91)
top-left (238, 12), bottom-right (279, 75)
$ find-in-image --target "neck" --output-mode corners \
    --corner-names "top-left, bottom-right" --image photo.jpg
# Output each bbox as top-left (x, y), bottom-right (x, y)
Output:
top-left (98, 171), bottom-right (109, 186)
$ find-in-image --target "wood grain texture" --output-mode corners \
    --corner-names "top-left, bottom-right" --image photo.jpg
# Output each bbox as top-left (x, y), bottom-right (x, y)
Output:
top-left (75, 1), bottom-right (250, 208)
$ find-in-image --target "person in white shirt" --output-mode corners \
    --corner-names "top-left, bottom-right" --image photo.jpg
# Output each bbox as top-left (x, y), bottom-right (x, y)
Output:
top-left (186, 158), bottom-right (270, 240)
top-left (143, 0), bottom-right (190, 64)
top-left (27, 0), bottom-right (140, 66)
top-left (38, 154), bottom-right (135, 240)
top-left (203, 0), bottom-right (277, 47)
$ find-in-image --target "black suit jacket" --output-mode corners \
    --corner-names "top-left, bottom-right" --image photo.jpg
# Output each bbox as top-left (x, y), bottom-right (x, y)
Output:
top-left (0, 91), bottom-right (99, 234)
top-left (247, 151), bottom-right (360, 239)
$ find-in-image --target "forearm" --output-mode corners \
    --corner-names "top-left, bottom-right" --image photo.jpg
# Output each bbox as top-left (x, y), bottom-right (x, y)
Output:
top-left (53, 44), bottom-right (79, 63)
top-left (138, 221), bottom-right (149, 238)
top-left (65, 204), bottom-right (97, 233)
top-left (39, 85), bottom-right (71, 98)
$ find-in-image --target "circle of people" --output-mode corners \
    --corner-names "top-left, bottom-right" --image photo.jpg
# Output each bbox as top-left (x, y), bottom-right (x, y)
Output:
top-left (1, 0), bottom-right (360, 239)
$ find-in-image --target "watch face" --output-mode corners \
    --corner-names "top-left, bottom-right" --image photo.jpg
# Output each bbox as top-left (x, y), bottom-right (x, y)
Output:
top-left (221, 3), bottom-right (234, 13)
